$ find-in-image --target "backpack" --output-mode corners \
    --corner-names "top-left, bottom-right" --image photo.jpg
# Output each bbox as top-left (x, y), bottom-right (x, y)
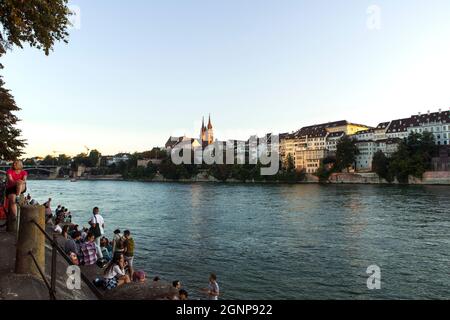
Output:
top-left (89, 215), bottom-right (102, 238)
top-left (93, 277), bottom-right (105, 288)
top-left (96, 258), bottom-right (108, 269)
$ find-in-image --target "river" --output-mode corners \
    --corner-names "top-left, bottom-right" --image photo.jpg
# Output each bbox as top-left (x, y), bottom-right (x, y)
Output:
top-left (27, 180), bottom-right (450, 300)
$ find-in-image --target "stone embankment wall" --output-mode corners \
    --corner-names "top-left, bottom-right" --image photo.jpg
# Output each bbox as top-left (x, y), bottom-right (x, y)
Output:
top-left (329, 171), bottom-right (450, 185)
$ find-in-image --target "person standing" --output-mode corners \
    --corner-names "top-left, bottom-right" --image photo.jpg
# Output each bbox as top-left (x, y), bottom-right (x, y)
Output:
top-left (112, 229), bottom-right (124, 255)
top-left (123, 230), bottom-right (135, 269)
top-left (44, 198), bottom-right (53, 223)
top-left (5, 160), bottom-right (27, 224)
top-left (88, 207), bottom-right (104, 259)
top-left (172, 280), bottom-right (181, 291)
top-left (202, 273), bottom-right (220, 300)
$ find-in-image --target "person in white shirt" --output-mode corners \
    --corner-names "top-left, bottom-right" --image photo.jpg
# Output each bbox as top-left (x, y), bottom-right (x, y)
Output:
top-left (202, 273), bottom-right (220, 300)
top-left (53, 219), bottom-right (63, 234)
top-left (103, 253), bottom-right (131, 290)
top-left (88, 207), bottom-right (105, 259)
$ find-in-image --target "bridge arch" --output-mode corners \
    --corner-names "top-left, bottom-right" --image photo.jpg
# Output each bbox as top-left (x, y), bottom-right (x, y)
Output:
top-left (24, 168), bottom-right (53, 174)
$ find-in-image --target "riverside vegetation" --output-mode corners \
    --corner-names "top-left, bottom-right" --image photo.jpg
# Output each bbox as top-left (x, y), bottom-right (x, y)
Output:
top-left (22, 131), bottom-right (441, 184)
top-left (315, 131), bottom-right (439, 183)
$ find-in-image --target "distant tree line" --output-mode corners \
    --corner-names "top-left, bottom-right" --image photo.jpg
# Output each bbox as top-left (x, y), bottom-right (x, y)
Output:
top-left (109, 149), bottom-right (306, 183)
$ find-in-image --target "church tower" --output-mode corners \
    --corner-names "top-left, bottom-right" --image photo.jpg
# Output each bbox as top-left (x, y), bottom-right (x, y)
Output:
top-left (200, 117), bottom-right (207, 144)
top-left (207, 114), bottom-right (214, 145)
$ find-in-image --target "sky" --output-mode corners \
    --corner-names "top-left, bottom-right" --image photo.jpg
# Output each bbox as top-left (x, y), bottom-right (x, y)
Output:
top-left (2, 0), bottom-right (450, 157)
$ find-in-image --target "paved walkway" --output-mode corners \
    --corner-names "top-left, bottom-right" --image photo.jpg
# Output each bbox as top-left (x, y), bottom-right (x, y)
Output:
top-left (0, 225), bottom-right (96, 300)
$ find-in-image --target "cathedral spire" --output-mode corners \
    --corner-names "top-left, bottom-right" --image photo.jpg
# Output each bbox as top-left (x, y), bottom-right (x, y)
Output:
top-left (207, 114), bottom-right (213, 129)
top-left (201, 116), bottom-right (207, 143)
top-left (207, 114), bottom-right (214, 145)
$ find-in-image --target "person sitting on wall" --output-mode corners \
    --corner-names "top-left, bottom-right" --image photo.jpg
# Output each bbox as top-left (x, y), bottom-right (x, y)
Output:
top-left (80, 232), bottom-right (98, 266)
top-left (5, 160), bottom-right (27, 224)
top-left (65, 231), bottom-right (82, 259)
top-left (53, 218), bottom-right (63, 234)
top-left (100, 237), bottom-right (112, 261)
top-left (44, 198), bottom-right (53, 224)
top-left (103, 253), bottom-right (131, 290)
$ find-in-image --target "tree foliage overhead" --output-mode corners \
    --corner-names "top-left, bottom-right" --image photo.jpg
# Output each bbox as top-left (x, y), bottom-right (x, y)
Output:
top-left (0, 76), bottom-right (25, 160)
top-left (0, 0), bottom-right (72, 160)
top-left (0, 0), bottom-right (71, 56)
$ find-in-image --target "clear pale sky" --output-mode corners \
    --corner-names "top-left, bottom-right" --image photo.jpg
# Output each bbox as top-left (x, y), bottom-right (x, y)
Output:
top-left (3, 0), bottom-right (450, 157)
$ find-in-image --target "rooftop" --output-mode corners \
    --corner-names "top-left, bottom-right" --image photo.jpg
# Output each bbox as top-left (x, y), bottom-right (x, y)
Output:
top-left (386, 110), bottom-right (450, 133)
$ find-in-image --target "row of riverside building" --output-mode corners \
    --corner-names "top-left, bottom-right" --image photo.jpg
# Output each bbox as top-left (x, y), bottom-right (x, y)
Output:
top-left (162, 110), bottom-right (449, 174)
top-left (279, 109), bottom-right (450, 173)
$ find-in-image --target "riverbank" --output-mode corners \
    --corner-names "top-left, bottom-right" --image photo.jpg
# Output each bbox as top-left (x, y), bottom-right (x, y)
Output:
top-left (29, 171), bottom-right (450, 185)
top-left (328, 171), bottom-right (450, 185)
top-left (0, 227), bottom-right (96, 300)
top-left (0, 222), bottom-right (179, 300)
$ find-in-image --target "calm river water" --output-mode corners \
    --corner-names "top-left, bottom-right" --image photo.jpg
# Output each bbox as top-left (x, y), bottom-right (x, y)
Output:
top-left (27, 180), bottom-right (450, 300)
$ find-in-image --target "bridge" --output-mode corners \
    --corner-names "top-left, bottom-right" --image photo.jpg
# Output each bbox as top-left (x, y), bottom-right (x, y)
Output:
top-left (0, 166), bottom-right (63, 179)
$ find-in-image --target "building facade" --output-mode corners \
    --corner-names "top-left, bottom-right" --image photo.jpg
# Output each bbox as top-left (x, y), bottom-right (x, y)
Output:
top-left (165, 136), bottom-right (202, 152)
top-left (281, 121), bottom-right (371, 173)
top-left (354, 138), bottom-right (401, 171)
top-left (352, 109), bottom-right (449, 171)
top-left (406, 110), bottom-right (450, 146)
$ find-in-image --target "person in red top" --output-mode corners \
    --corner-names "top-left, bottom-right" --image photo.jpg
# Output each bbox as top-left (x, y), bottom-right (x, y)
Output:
top-left (6, 160), bottom-right (28, 220)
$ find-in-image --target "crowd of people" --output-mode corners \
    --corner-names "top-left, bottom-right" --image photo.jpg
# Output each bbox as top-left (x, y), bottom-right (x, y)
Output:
top-left (3, 160), bottom-right (220, 300)
top-left (47, 202), bottom-right (219, 300)
top-left (50, 205), bottom-right (137, 291)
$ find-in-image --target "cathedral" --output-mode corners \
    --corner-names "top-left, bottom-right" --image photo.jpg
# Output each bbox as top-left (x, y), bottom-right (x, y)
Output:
top-left (200, 115), bottom-right (214, 147)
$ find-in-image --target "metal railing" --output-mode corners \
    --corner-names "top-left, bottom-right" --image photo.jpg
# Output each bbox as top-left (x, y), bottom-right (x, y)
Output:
top-left (29, 220), bottom-right (103, 300)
